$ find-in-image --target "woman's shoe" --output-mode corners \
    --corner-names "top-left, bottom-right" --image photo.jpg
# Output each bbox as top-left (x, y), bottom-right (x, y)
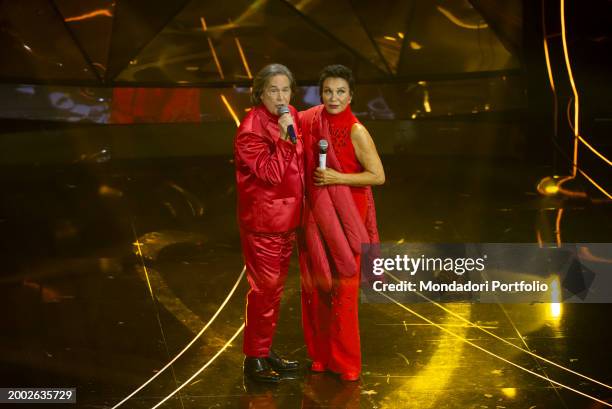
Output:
top-left (310, 361), bottom-right (326, 372)
top-left (340, 371), bottom-right (360, 381)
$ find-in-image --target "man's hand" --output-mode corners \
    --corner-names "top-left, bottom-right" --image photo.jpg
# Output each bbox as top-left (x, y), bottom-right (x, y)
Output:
top-left (314, 168), bottom-right (343, 186)
top-left (278, 113), bottom-right (293, 141)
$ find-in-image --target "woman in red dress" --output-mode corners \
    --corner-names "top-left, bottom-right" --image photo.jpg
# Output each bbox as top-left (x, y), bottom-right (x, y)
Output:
top-left (299, 65), bottom-right (385, 381)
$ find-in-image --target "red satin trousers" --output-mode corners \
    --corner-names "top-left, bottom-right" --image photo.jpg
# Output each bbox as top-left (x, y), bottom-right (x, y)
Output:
top-left (240, 229), bottom-right (296, 357)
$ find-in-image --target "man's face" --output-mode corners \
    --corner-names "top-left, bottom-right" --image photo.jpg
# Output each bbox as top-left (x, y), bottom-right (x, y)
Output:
top-left (261, 74), bottom-right (292, 115)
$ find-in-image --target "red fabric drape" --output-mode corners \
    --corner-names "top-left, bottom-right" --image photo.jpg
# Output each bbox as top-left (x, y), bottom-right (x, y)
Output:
top-left (110, 88), bottom-right (201, 124)
top-left (298, 105), bottom-right (379, 292)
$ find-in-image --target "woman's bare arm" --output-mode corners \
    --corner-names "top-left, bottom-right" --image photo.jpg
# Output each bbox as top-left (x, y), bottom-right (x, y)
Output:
top-left (314, 123), bottom-right (385, 187)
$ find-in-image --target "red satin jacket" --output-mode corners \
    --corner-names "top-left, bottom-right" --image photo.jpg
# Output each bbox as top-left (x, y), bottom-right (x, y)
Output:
top-left (234, 104), bottom-right (304, 233)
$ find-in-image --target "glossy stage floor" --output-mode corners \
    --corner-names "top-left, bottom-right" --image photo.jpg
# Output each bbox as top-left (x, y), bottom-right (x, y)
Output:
top-left (1, 155), bottom-right (611, 409)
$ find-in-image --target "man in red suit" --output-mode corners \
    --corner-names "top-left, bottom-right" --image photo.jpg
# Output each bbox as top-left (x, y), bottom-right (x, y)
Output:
top-left (234, 64), bottom-right (303, 383)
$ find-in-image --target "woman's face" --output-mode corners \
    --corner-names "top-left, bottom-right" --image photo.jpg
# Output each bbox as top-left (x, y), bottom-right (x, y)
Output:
top-left (321, 77), bottom-right (352, 115)
top-left (261, 74), bottom-right (292, 115)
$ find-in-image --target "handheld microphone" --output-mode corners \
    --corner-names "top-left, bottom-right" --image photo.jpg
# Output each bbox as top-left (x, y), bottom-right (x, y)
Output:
top-left (277, 105), bottom-right (297, 144)
top-left (318, 139), bottom-right (328, 169)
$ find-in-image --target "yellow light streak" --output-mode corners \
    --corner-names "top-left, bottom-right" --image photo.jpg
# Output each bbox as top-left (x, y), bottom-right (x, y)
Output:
top-left (577, 167), bottom-right (612, 199)
top-left (383, 36), bottom-right (397, 41)
top-left (384, 272), bottom-right (612, 390)
top-left (141, 264), bottom-right (206, 333)
top-left (111, 267), bottom-right (246, 408)
top-left (130, 226), bottom-right (185, 407)
top-left (536, 228), bottom-right (543, 247)
top-left (221, 94), bottom-right (241, 127)
top-left (232, 0), bottom-right (267, 26)
top-left (560, 0), bottom-right (579, 176)
top-left (64, 9), bottom-right (112, 22)
top-left (542, 39), bottom-right (555, 93)
top-left (495, 297), bottom-right (564, 399)
top-left (379, 290), bottom-right (612, 407)
top-left (555, 208), bottom-right (564, 247)
top-left (234, 37), bottom-right (252, 79)
top-left (541, 2), bottom-right (558, 138)
top-left (382, 304), bottom-right (468, 409)
top-left (227, 18), bottom-right (252, 79)
top-left (436, 6), bottom-right (488, 30)
top-left (556, 175), bottom-right (587, 198)
top-left (578, 135), bottom-right (612, 166)
top-left (423, 89), bottom-right (431, 113)
top-left (404, 304), bottom-right (471, 409)
top-left (566, 98), bottom-right (612, 166)
top-left (151, 323), bottom-right (245, 409)
top-left (544, 0), bottom-right (610, 198)
top-left (200, 16), bottom-right (225, 80)
top-left (132, 239), bottom-right (154, 300)
top-left (567, 97), bottom-right (575, 134)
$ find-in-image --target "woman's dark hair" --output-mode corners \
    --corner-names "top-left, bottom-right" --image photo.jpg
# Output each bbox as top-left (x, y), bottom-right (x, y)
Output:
top-left (318, 64), bottom-right (355, 97)
top-left (250, 63), bottom-right (297, 105)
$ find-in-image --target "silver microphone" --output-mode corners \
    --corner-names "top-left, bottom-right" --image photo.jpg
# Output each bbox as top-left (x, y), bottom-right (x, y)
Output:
top-left (277, 105), bottom-right (296, 143)
top-left (318, 139), bottom-right (328, 169)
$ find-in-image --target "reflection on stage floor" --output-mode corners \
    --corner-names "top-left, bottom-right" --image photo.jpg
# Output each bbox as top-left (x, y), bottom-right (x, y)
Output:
top-left (1, 156), bottom-right (610, 408)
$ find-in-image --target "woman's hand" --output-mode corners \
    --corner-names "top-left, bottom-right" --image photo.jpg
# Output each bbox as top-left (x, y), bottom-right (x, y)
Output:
top-left (314, 168), bottom-right (344, 186)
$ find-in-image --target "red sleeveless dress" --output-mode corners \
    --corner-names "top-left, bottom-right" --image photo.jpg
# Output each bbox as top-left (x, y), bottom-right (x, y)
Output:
top-left (303, 105), bottom-right (366, 376)
top-left (322, 107), bottom-right (368, 220)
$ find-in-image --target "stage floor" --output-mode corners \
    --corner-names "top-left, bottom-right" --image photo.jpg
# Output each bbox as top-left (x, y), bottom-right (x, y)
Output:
top-left (1, 156), bottom-right (610, 408)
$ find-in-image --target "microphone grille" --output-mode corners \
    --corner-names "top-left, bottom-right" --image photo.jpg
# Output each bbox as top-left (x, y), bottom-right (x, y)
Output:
top-left (318, 139), bottom-right (328, 152)
top-left (277, 105), bottom-right (290, 115)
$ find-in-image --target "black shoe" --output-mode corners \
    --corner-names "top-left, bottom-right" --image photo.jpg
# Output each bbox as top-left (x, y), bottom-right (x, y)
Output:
top-left (244, 357), bottom-right (281, 383)
top-left (266, 350), bottom-right (300, 372)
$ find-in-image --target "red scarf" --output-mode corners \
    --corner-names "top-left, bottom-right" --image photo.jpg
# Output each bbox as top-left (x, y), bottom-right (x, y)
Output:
top-left (298, 105), bottom-right (380, 292)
